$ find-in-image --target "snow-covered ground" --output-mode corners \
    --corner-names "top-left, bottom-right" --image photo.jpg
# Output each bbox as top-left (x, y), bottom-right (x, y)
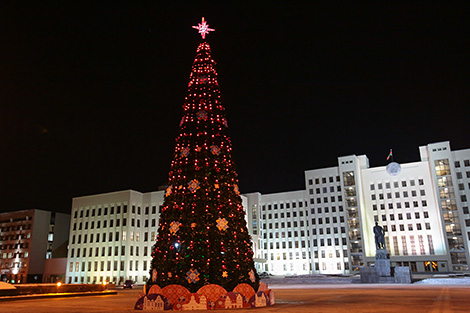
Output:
top-left (415, 277), bottom-right (470, 285)
top-left (0, 282), bottom-right (15, 290)
top-left (262, 274), bottom-right (470, 286)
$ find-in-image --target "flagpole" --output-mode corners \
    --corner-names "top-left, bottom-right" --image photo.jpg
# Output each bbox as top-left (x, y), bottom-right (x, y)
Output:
top-left (387, 149), bottom-right (393, 163)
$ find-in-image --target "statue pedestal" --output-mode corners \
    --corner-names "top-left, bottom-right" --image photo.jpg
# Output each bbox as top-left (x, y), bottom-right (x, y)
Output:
top-left (375, 249), bottom-right (391, 277)
top-left (360, 248), bottom-right (411, 284)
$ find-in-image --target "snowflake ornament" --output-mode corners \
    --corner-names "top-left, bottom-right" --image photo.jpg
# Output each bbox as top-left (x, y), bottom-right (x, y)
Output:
top-left (188, 179), bottom-right (201, 193)
top-left (186, 269), bottom-right (200, 284)
top-left (210, 145), bottom-right (221, 156)
top-left (180, 147), bottom-right (190, 158)
top-left (169, 221), bottom-right (182, 235)
top-left (165, 186), bottom-right (172, 197)
top-left (199, 75), bottom-right (208, 84)
top-left (234, 184), bottom-right (240, 196)
top-left (216, 218), bottom-right (229, 231)
top-left (249, 270), bottom-right (256, 282)
top-left (222, 271), bottom-right (228, 278)
top-left (196, 110), bottom-right (208, 121)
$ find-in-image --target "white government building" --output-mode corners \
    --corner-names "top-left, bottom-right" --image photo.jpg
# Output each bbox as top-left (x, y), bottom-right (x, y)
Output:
top-left (65, 141), bottom-right (470, 284)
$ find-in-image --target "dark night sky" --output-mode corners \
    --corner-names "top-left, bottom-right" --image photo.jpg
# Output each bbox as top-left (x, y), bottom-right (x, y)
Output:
top-left (1, 3), bottom-right (469, 214)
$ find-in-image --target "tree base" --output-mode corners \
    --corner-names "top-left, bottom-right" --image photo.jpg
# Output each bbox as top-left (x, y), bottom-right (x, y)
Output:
top-left (134, 282), bottom-right (275, 310)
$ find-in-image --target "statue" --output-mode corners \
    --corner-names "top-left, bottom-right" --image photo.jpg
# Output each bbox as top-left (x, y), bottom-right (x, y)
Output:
top-left (373, 222), bottom-right (386, 250)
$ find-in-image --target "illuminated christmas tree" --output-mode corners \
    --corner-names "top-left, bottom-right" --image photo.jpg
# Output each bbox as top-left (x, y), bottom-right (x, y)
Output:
top-left (147, 18), bottom-right (259, 293)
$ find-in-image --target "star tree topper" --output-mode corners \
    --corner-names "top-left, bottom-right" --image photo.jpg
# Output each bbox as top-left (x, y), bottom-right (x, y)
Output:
top-left (192, 17), bottom-right (215, 39)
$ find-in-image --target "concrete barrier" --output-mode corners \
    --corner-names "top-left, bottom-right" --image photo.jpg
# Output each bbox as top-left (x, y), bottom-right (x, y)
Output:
top-left (1, 283), bottom-right (108, 297)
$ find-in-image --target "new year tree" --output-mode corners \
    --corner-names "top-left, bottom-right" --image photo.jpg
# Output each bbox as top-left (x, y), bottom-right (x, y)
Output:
top-left (147, 18), bottom-right (259, 293)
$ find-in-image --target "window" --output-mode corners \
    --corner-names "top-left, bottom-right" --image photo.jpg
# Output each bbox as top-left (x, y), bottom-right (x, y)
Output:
top-left (343, 171), bottom-right (355, 186)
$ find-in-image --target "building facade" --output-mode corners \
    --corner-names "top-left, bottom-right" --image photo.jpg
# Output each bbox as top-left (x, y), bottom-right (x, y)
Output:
top-left (247, 141), bottom-right (470, 275)
top-left (66, 141), bottom-right (470, 283)
top-left (0, 209), bottom-right (70, 283)
top-left (66, 190), bottom-right (164, 284)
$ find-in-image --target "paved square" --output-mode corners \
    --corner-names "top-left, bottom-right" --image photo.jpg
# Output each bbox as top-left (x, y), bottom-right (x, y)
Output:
top-left (1, 284), bottom-right (469, 312)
